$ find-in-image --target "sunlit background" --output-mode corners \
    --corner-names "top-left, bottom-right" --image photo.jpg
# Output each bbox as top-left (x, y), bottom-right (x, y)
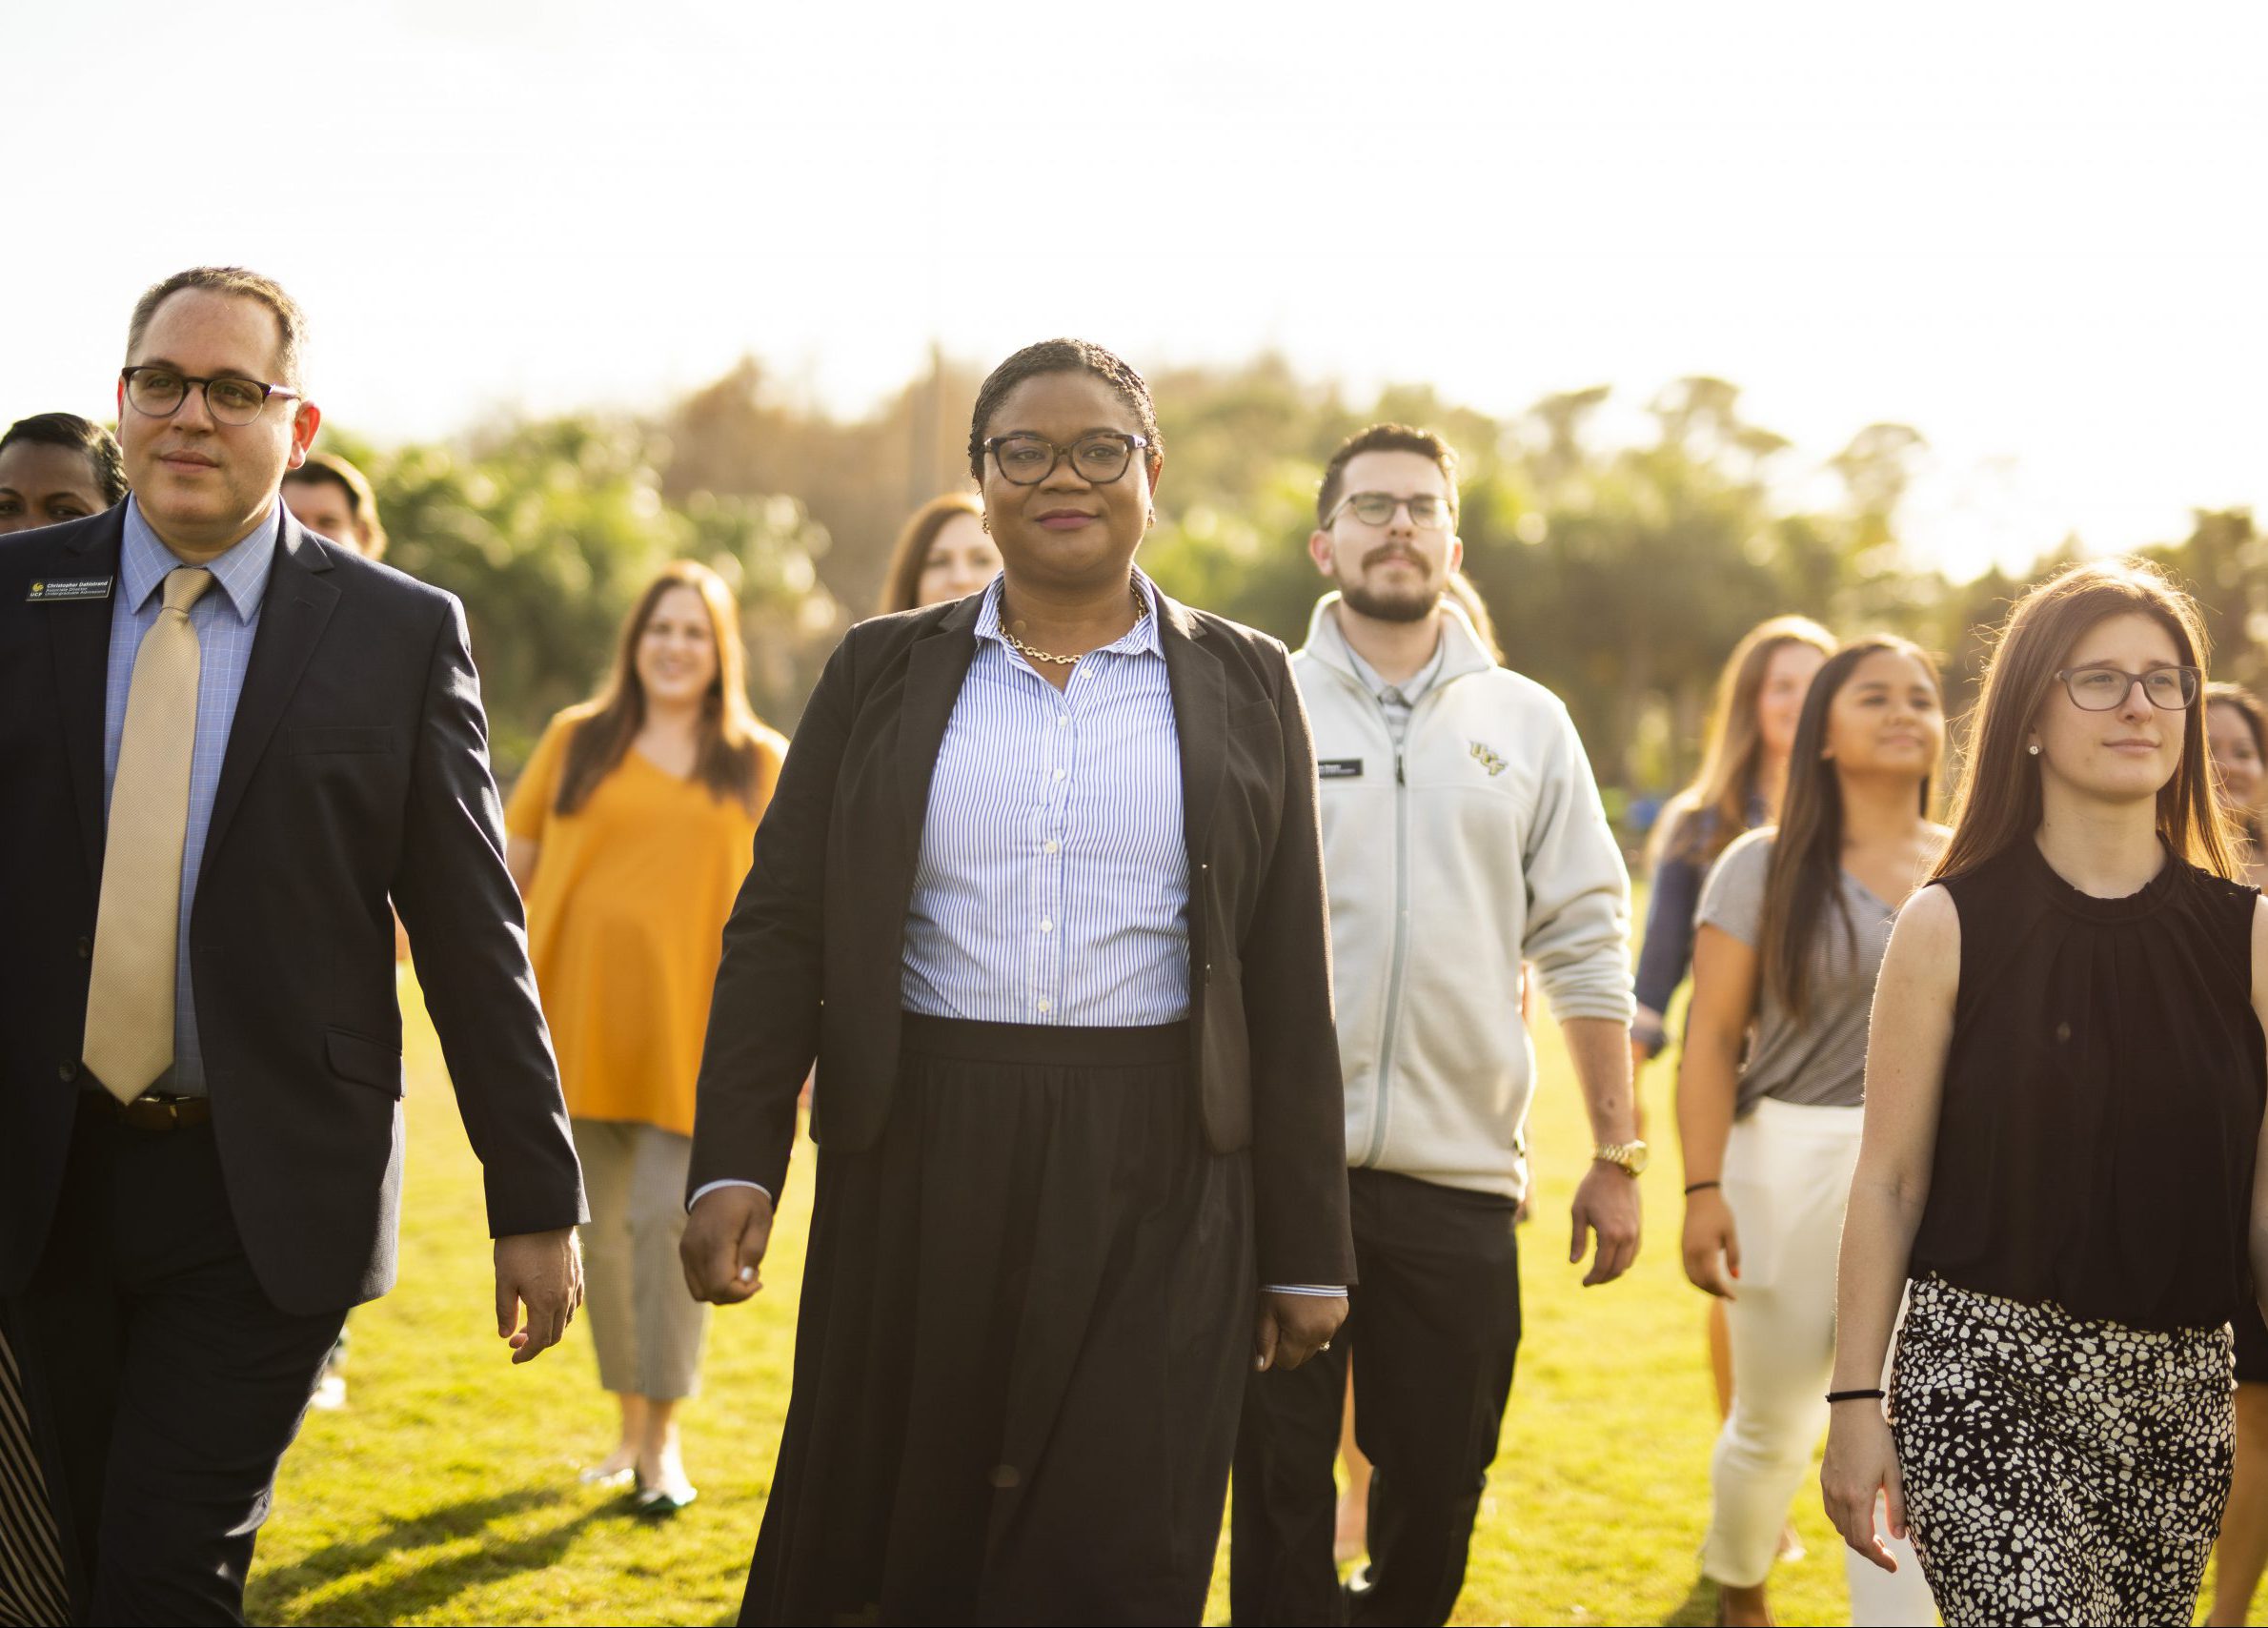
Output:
top-left (9, 2), bottom-right (2264, 798)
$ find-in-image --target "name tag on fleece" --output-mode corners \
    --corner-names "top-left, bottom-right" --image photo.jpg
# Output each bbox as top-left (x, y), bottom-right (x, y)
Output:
top-left (1317, 758), bottom-right (1365, 780)
top-left (26, 576), bottom-right (114, 602)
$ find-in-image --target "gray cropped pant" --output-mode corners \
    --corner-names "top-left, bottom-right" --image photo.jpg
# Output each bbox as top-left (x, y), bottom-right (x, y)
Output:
top-left (572, 1119), bottom-right (709, 1401)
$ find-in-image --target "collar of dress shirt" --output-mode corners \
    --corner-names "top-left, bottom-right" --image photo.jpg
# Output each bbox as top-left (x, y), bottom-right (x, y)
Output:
top-left (1341, 620), bottom-right (1448, 705)
top-left (121, 495), bottom-right (280, 623)
top-left (972, 568), bottom-right (1164, 661)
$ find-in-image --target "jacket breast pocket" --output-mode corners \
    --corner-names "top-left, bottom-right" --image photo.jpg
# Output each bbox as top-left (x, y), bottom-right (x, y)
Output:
top-left (1226, 700), bottom-right (1278, 736)
top-left (288, 725), bottom-right (398, 756)
top-left (326, 1027), bottom-right (405, 1099)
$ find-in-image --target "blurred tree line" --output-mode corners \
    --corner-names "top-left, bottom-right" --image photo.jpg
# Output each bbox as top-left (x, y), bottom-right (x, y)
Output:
top-left (331, 356), bottom-right (2261, 807)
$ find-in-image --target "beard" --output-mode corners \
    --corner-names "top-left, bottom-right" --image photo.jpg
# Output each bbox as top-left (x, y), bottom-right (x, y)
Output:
top-left (1339, 576), bottom-right (1444, 623)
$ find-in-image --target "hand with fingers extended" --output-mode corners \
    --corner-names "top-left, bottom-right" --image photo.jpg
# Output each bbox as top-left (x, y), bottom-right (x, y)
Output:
top-left (1680, 1188), bottom-right (1741, 1299)
top-left (1569, 1162), bottom-right (1641, 1286)
top-left (681, 1183), bottom-right (776, 1306)
top-left (1253, 1290), bottom-right (1347, 1374)
top-left (494, 1227), bottom-right (582, 1364)
top-left (1821, 1403), bottom-right (1909, 1573)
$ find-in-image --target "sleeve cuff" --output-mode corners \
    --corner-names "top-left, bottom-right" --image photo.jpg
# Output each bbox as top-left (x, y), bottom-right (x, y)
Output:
top-left (688, 1177), bottom-right (772, 1212)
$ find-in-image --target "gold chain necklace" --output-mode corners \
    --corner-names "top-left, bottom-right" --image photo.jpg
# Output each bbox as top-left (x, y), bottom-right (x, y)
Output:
top-left (1001, 584), bottom-right (1145, 667)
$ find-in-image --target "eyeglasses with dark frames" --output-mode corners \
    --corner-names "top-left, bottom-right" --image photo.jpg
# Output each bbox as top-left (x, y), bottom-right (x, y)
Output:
top-left (1328, 491), bottom-right (1454, 531)
top-left (2055, 664), bottom-right (2201, 712)
top-left (121, 366), bottom-right (301, 428)
top-left (982, 433), bottom-right (1148, 487)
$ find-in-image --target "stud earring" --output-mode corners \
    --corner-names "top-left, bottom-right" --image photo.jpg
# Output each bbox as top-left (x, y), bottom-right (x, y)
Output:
top-left (980, 516), bottom-right (990, 534)
top-left (2028, 743), bottom-right (2041, 756)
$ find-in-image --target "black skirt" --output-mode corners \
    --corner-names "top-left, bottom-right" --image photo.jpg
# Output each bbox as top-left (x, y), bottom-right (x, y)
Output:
top-left (740, 1016), bottom-right (1255, 1626)
top-left (2238, 1301), bottom-right (2268, 1386)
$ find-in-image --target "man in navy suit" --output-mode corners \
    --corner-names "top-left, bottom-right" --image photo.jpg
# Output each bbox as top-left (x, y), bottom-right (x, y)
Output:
top-left (0, 266), bottom-right (587, 1623)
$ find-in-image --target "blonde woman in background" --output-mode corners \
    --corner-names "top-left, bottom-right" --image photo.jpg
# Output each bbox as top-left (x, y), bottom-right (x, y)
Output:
top-left (878, 491), bottom-right (999, 613)
top-left (2209, 681), bottom-right (2268, 1625)
top-left (506, 561), bottom-right (786, 1516)
top-left (1630, 615), bottom-right (1831, 1529)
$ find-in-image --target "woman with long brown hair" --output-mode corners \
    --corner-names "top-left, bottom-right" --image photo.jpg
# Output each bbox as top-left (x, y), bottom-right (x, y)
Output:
top-left (1824, 560), bottom-right (2268, 1624)
top-left (505, 560), bottom-right (787, 1515)
top-left (1676, 635), bottom-right (1944, 1627)
top-left (877, 490), bottom-right (999, 613)
top-left (2208, 681), bottom-right (2268, 1625)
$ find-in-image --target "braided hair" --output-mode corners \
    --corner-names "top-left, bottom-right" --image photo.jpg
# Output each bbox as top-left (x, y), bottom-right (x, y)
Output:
top-left (966, 338), bottom-right (1163, 482)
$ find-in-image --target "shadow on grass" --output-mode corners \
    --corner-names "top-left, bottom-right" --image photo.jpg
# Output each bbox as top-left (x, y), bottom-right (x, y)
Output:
top-left (247, 1485), bottom-right (611, 1626)
top-left (1658, 1576), bottom-right (1717, 1625)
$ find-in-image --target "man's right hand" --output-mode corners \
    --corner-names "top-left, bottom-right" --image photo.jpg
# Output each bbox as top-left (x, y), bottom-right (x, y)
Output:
top-left (680, 1184), bottom-right (775, 1306)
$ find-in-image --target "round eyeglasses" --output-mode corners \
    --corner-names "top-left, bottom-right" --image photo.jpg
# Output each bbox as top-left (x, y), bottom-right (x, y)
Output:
top-left (1329, 491), bottom-right (1454, 531)
top-left (983, 433), bottom-right (1147, 487)
top-left (121, 366), bottom-right (300, 427)
top-left (2055, 664), bottom-right (2201, 712)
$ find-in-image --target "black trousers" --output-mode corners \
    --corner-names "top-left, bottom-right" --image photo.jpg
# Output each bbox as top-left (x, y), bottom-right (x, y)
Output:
top-left (1231, 1168), bottom-right (1521, 1627)
top-left (15, 1097), bottom-right (346, 1625)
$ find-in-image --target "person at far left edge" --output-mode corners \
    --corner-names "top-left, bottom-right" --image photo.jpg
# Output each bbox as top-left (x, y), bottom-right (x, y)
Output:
top-left (0, 267), bottom-right (588, 1626)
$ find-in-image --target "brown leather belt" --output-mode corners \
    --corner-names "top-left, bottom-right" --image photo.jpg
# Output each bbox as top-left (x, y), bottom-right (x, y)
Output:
top-left (85, 1090), bottom-right (213, 1131)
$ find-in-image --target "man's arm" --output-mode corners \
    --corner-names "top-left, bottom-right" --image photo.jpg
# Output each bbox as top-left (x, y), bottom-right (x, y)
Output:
top-left (390, 596), bottom-right (586, 1358)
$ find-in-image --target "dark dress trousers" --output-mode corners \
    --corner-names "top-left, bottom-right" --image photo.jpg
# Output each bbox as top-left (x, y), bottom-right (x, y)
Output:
top-left (0, 507), bottom-right (585, 1621)
top-left (690, 586), bottom-right (1356, 1290)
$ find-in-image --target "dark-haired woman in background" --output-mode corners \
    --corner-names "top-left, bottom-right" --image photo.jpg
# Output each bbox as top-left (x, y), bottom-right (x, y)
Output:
top-left (878, 490), bottom-right (999, 613)
top-left (1677, 636), bottom-right (1942, 1627)
top-left (2210, 681), bottom-right (2268, 1625)
top-left (507, 560), bottom-right (786, 1516)
top-left (681, 338), bottom-right (1351, 1622)
top-left (0, 412), bottom-right (127, 534)
top-left (1825, 560), bottom-right (2268, 1625)
top-left (0, 410), bottom-right (128, 1626)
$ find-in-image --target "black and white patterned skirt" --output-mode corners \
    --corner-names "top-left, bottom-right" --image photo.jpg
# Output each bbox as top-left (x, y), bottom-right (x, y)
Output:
top-left (1889, 1273), bottom-right (2235, 1627)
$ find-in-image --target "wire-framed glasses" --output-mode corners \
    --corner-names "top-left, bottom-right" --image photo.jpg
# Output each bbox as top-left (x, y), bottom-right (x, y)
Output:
top-left (1329, 491), bottom-right (1454, 531)
top-left (2055, 664), bottom-right (2201, 711)
top-left (983, 433), bottom-right (1147, 486)
top-left (121, 366), bottom-right (301, 427)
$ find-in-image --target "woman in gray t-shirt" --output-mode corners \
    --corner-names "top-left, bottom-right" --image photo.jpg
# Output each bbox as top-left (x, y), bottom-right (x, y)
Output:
top-left (1674, 638), bottom-right (1949, 1628)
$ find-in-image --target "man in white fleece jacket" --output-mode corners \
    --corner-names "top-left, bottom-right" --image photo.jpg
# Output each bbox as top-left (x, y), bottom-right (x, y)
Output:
top-left (1230, 425), bottom-right (1643, 1627)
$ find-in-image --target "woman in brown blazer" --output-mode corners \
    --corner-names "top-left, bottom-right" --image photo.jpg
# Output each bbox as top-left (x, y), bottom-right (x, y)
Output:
top-left (682, 338), bottom-right (1354, 1625)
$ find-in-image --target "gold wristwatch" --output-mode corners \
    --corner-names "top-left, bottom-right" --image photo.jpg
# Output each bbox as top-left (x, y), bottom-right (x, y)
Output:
top-left (1593, 1139), bottom-right (1649, 1176)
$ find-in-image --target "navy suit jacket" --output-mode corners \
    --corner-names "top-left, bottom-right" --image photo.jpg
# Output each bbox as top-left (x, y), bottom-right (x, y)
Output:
top-left (0, 504), bottom-right (585, 1314)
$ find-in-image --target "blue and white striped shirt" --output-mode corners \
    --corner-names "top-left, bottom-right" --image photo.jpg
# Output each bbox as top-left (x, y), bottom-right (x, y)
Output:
top-left (901, 571), bottom-right (1191, 1025)
top-left (103, 497), bottom-right (281, 1097)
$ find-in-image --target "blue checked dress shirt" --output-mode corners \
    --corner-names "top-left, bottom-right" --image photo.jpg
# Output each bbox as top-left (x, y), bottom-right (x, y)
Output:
top-left (102, 498), bottom-right (280, 1097)
top-left (901, 570), bottom-right (1190, 1024)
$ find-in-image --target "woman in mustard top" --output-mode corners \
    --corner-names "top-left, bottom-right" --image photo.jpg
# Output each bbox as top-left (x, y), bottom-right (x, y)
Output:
top-left (506, 560), bottom-right (785, 1515)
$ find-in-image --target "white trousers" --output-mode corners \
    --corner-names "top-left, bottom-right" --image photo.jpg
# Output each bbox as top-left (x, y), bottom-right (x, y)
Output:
top-left (1698, 1098), bottom-right (1935, 1624)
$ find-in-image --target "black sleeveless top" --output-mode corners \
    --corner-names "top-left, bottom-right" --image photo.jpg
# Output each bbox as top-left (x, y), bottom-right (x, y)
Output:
top-left (1909, 839), bottom-right (2265, 1331)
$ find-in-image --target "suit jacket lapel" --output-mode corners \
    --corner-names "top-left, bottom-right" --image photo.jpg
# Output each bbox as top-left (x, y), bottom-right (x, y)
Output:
top-left (48, 511), bottom-right (127, 880)
top-left (1159, 592), bottom-right (1225, 866)
top-left (205, 516), bottom-right (338, 863)
top-left (895, 596), bottom-right (982, 862)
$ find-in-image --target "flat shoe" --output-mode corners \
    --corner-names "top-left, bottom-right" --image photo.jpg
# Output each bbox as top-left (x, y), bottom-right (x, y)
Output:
top-left (578, 1465), bottom-right (635, 1488)
top-left (633, 1484), bottom-right (698, 1517)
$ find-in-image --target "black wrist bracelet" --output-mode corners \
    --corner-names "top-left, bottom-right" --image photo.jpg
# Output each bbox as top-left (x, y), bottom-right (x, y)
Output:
top-left (1683, 1180), bottom-right (1721, 1195)
top-left (1825, 1388), bottom-right (1885, 1404)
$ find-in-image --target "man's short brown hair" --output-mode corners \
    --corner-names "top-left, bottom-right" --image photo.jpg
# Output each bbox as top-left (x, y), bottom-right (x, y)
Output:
top-left (1316, 423), bottom-right (1460, 527)
top-left (285, 451), bottom-right (387, 561)
top-left (127, 267), bottom-right (308, 389)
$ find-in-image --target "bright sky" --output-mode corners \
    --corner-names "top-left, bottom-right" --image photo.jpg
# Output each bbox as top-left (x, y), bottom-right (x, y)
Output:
top-left (9, 2), bottom-right (2261, 580)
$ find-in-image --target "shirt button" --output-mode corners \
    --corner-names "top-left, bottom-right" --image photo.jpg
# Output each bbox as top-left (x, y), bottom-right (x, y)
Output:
top-left (1052, 767), bottom-right (1066, 782)
top-left (1041, 919), bottom-right (1054, 933)
top-left (77, 935), bottom-right (93, 958)
top-left (1056, 715), bottom-right (1068, 726)
top-left (1035, 1000), bottom-right (1051, 1013)
top-left (57, 1061), bottom-right (78, 1083)
top-left (1043, 840), bottom-right (1060, 854)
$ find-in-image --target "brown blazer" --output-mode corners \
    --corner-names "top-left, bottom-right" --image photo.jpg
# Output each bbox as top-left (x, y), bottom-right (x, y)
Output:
top-left (688, 587), bottom-right (1355, 1287)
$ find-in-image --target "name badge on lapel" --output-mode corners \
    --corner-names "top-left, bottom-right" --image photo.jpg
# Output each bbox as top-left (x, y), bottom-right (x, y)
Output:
top-left (1317, 758), bottom-right (1365, 780)
top-left (26, 576), bottom-right (114, 603)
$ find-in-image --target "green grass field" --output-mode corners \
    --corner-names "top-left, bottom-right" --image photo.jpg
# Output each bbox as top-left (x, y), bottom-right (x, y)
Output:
top-left (240, 969), bottom-right (2258, 1626)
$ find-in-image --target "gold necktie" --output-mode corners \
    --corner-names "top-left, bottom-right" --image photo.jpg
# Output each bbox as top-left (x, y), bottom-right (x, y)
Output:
top-left (83, 566), bottom-right (214, 1103)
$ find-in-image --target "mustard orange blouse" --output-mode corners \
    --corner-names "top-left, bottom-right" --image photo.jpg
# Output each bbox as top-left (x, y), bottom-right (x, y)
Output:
top-left (505, 704), bottom-right (785, 1135)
